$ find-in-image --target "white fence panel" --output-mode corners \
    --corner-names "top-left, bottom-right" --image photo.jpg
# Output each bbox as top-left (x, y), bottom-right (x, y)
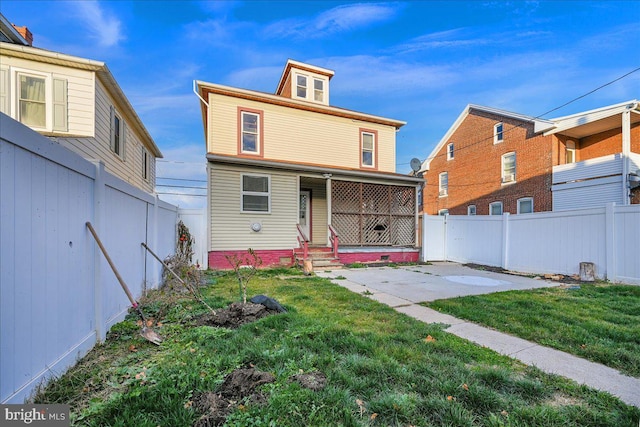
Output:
top-left (507, 209), bottom-right (607, 277)
top-left (178, 208), bottom-right (208, 269)
top-left (446, 216), bottom-right (503, 266)
top-left (613, 205), bottom-right (640, 283)
top-left (422, 204), bottom-right (639, 284)
top-left (1, 114), bottom-right (178, 403)
top-left (421, 215), bottom-right (445, 261)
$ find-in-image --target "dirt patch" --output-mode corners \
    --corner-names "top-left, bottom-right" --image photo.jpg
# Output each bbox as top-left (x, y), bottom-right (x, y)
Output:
top-left (464, 263), bottom-right (585, 284)
top-left (195, 302), bottom-right (279, 329)
top-left (193, 368), bottom-right (276, 427)
top-left (290, 372), bottom-right (327, 391)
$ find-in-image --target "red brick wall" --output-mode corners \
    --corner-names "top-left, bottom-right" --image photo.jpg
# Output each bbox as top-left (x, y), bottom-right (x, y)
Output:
top-left (423, 109), bottom-right (553, 215)
top-left (578, 123), bottom-right (640, 160)
top-left (339, 250), bottom-right (419, 265)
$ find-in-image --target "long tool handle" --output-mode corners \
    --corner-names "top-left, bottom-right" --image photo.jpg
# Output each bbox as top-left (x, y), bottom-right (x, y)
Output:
top-left (86, 222), bottom-right (138, 308)
top-left (141, 242), bottom-right (187, 287)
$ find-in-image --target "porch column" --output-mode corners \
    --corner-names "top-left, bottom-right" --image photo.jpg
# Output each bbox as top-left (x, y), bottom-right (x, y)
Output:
top-left (324, 173), bottom-right (332, 244)
top-left (415, 184), bottom-right (420, 248)
top-left (622, 110), bottom-right (631, 204)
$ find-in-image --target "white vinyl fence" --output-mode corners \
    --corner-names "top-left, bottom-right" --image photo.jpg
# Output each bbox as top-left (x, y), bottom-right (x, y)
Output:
top-left (422, 204), bottom-right (640, 284)
top-left (1, 115), bottom-right (178, 403)
top-left (177, 208), bottom-right (208, 270)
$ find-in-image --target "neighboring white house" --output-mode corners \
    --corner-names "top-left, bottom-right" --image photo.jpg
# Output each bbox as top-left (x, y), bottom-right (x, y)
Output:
top-left (0, 13), bottom-right (162, 194)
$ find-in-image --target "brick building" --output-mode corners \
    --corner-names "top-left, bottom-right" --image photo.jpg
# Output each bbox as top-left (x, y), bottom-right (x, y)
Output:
top-left (421, 101), bottom-right (640, 215)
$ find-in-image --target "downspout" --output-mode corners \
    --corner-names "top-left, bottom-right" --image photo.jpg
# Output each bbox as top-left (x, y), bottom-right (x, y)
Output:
top-left (193, 80), bottom-right (209, 108)
top-left (621, 104), bottom-right (634, 204)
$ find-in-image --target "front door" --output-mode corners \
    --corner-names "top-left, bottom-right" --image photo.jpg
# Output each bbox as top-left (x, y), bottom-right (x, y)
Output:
top-left (299, 190), bottom-right (311, 240)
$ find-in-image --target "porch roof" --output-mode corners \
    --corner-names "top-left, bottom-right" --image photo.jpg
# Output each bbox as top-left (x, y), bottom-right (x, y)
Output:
top-left (541, 100), bottom-right (640, 138)
top-left (207, 153), bottom-right (424, 185)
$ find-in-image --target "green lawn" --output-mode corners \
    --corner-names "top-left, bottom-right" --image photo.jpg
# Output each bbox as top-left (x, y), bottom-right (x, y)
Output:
top-left (425, 282), bottom-right (640, 378)
top-left (35, 270), bottom-right (639, 426)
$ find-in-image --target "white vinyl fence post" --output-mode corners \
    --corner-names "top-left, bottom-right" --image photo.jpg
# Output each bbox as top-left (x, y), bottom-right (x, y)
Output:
top-left (501, 212), bottom-right (510, 270)
top-left (605, 202), bottom-right (616, 282)
top-left (421, 214), bottom-right (427, 262)
top-left (91, 160), bottom-right (107, 343)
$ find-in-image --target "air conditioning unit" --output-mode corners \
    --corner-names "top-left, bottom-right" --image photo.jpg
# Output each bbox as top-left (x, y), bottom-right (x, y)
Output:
top-left (439, 189), bottom-right (448, 196)
top-left (502, 174), bottom-right (515, 183)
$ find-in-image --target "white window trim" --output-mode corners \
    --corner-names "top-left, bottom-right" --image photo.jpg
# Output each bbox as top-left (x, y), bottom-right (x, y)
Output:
top-left (438, 209), bottom-right (449, 216)
top-left (13, 67), bottom-right (51, 131)
top-left (241, 173), bottom-right (271, 214)
top-left (110, 106), bottom-right (125, 160)
top-left (489, 201), bottom-right (503, 216)
top-left (361, 131), bottom-right (376, 168)
top-left (494, 122), bottom-right (504, 144)
top-left (295, 73), bottom-right (307, 99)
top-left (292, 71), bottom-right (329, 105)
top-left (240, 111), bottom-right (260, 154)
top-left (447, 143), bottom-right (454, 160)
top-left (517, 197), bottom-right (534, 214)
top-left (566, 141), bottom-right (576, 164)
top-left (501, 152), bottom-right (516, 184)
top-left (439, 172), bottom-right (448, 197)
top-left (467, 205), bottom-right (476, 215)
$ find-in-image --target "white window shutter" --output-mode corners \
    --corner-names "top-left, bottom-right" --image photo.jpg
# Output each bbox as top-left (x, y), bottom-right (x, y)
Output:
top-left (52, 78), bottom-right (68, 132)
top-left (0, 68), bottom-right (9, 115)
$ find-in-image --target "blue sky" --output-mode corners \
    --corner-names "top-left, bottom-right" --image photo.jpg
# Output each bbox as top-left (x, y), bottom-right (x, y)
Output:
top-left (2, 1), bottom-right (638, 208)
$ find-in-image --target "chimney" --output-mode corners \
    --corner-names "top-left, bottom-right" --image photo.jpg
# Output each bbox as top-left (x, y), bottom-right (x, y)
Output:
top-left (12, 24), bottom-right (33, 46)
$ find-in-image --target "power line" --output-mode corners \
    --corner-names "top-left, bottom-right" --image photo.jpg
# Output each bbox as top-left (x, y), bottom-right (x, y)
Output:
top-left (421, 66), bottom-right (640, 166)
top-left (157, 177), bottom-right (207, 183)
top-left (157, 192), bottom-right (207, 197)
top-left (156, 184), bottom-right (207, 189)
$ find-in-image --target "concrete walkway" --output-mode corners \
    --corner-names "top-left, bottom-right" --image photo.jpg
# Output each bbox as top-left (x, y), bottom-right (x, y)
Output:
top-left (316, 263), bottom-right (640, 408)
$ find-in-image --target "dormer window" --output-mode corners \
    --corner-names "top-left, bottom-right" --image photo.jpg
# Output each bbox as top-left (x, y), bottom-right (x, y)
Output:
top-left (296, 74), bottom-right (307, 98)
top-left (292, 72), bottom-right (329, 105)
top-left (313, 79), bottom-right (324, 102)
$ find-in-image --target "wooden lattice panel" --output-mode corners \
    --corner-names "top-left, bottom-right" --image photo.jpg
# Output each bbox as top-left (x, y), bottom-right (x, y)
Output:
top-left (332, 181), bottom-right (415, 246)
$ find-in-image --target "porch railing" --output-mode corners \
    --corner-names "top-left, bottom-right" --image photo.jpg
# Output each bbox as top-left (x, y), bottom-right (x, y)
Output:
top-left (329, 224), bottom-right (339, 257)
top-left (296, 224), bottom-right (309, 261)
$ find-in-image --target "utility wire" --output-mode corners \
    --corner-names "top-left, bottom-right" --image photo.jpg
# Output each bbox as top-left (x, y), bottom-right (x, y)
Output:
top-left (157, 177), bottom-right (207, 183)
top-left (156, 184), bottom-right (207, 190)
top-left (157, 192), bottom-right (207, 197)
top-left (415, 66), bottom-right (640, 166)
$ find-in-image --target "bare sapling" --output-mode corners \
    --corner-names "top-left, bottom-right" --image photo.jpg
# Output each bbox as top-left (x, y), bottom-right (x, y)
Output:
top-left (225, 248), bottom-right (263, 304)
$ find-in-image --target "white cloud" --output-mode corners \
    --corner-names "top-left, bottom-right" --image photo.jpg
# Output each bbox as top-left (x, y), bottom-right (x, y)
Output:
top-left (264, 2), bottom-right (402, 39)
top-left (73, 1), bottom-right (124, 47)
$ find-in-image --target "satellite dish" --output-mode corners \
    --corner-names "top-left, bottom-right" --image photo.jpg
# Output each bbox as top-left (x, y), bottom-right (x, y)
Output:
top-left (410, 158), bottom-right (422, 172)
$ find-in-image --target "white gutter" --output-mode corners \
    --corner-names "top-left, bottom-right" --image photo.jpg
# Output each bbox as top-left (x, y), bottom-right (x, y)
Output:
top-left (206, 154), bottom-right (425, 184)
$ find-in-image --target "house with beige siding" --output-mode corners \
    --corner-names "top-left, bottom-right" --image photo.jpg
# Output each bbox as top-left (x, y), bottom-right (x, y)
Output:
top-left (196, 60), bottom-right (423, 269)
top-left (0, 14), bottom-right (161, 194)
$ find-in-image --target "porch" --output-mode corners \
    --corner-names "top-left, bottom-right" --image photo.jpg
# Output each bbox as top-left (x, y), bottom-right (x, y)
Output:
top-left (296, 176), bottom-right (420, 268)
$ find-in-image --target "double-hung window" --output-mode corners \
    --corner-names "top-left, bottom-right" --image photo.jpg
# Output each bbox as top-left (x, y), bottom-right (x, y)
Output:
top-left (517, 197), bottom-right (533, 214)
top-left (489, 201), bottom-right (503, 216)
top-left (313, 78), bottom-right (324, 102)
top-left (439, 172), bottom-right (448, 197)
top-left (241, 174), bottom-right (270, 213)
top-left (566, 141), bottom-right (576, 164)
top-left (110, 106), bottom-right (125, 158)
top-left (361, 130), bottom-right (376, 168)
top-left (494, 122), bottom-right (504, 144)
top-left (19, 74), bottom-right (46, 128)
top-left (467, 205), bottom-right (476, 215)
top-left (0, 68), bottom-right (68, 132)
top-left (296, 74), bottom-right (307, 98)
top-left (501, 152), bottom-right (516, 183)
top-left (238, 108), bottom-right (263, 156)
top-left (447, 143), bottom-right (454, 160)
